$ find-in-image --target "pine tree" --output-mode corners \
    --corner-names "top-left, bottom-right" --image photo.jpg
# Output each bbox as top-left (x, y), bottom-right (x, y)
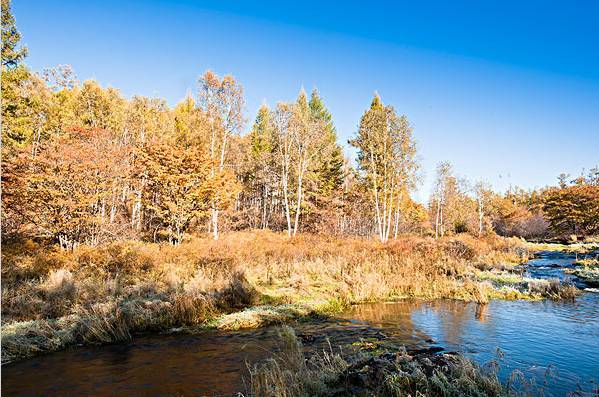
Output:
top-left (309, 88), bottom-right (344, 195)
top-left (1, 0), bottom-right (27, 68)
top-left (1, 0), bottom-right (35, 148)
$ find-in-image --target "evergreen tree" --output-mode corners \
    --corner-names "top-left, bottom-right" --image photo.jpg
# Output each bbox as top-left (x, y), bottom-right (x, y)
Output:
top-left (249, 104), bottom-right (274, 158)
top-left (309, 88), bottom-right (344, 195)
top-left (1, 0), bottom-right (27, 69)
top-left (1, 0), bottom-right (34, 148)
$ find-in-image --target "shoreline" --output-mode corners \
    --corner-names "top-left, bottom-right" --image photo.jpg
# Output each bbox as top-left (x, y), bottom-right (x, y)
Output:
top-left (1, 233), bottom-right (589, 364)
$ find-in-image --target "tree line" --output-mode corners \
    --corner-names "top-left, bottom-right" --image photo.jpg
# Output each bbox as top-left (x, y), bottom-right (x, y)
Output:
top-left (1, 0), bottom-right (598, 248)
top-left (428, 162), bottom-right (599, 240)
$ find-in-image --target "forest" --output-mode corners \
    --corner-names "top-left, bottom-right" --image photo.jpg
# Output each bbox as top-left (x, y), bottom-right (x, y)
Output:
top-left (2, 2), bottom-right (598, 249)
top-left (2, 1), bottom-right (599, 395)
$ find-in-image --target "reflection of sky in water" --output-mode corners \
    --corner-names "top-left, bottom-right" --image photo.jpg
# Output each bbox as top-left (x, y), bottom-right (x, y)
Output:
top-left (344, 250), bottom-right (599, 394)
top-left (405, 295), bottom-right (599, 394)
top-left (344, 293), bottom-right (599, 395)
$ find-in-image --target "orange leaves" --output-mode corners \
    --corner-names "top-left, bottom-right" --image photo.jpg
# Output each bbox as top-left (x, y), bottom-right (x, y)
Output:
top-left (2, 127), bottom-right (131, 247)
top-left (136, 143), bottom-right (239, 243)
top-left (543, 185), bottom-right (599, 235)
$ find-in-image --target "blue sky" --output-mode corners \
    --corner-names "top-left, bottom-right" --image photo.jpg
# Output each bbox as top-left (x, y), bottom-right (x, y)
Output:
top-left (15, 0), bottom-right (599, 201)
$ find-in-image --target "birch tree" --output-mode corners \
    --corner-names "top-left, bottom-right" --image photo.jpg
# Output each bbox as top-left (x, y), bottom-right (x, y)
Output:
top-left (272, 102), bottom-right (294, 236)
top-left (350, 94), bottom-right (418, 243)
top-left (431, 162), bottom-right (452, 238)
top-left (287, 90), bottom-right (328, 236)
top-left (197, 70), bottom-right (245, 239)
top-left (473, 180), bottom-right (492, 237)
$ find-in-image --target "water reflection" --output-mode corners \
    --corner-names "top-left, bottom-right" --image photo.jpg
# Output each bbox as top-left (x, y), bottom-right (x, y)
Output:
top-left (346, 294), bottom-right (599, 395)
top-left (475, 303), bottom-right (488, 322)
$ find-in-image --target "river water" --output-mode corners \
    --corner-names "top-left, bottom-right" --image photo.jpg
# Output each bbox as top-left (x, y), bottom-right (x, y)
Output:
top-left (3, 250), bottom-right (598, 396)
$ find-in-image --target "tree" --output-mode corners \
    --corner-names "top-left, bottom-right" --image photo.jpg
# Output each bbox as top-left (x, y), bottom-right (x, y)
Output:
top-left (350, 94), bottom-right (418, 243)
top-left (1, 0), bottom-right (27, 69)
top-left (124, 95), bottom-right (173, 145)
top-left (197, 70), bottom-right (245, 239)
top-left (309, 88), bottom-right (344, 195)
top-left (588, 166), bottom-right (599, 186)
top-left (431, 162), bottom-right (451, 238)
top-left (244, 104), bottom-right (277, 229)
top-left (136, 143), bottom-right (235, 245)
top-left (2, 128), bottom-right (131, 249)
top-left (0, 2), bottom-right (55, 151)
top-left (429, 163), bottom-right (479, 237)
top-left (305, 89), bottom-right (345, 231)
top-left (473, 181), bottom-right (492, 237)
top-left (544, 185), bottom-right (599, 236)
top-left (488, 186), bottom-right (551, 239)
top-left (1, 67), bottom-right (55, 150)
top-left (173, 93), bottom-right (207, 147)
top-left (71, 80), bottom-right (126, 132)
top-left (272, 102), bottom-right (294, 235)
top-left (287, 89), bottom-right (329, 236)
top-left (557, 173), bottom-right (570, 189)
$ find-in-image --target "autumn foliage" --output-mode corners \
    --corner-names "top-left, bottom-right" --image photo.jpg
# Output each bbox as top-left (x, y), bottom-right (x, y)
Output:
top-left (543, 185), bottom-right (599, 236)
top-left (137, 142), bottom-right (238, 244)
top-left (3, 128), bottom-right (132, 248)
top-left (1, 1), bottom-right (598, 249)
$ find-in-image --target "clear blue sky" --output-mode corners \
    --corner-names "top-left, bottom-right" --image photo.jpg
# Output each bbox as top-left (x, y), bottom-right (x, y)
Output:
top-left (15, 0), bottom-right (599, 202)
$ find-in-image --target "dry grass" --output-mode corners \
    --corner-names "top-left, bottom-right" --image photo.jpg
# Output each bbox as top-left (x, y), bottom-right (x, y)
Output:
top-left (525, 241), bottom-right (599, 254)
top-left (527, 279), bottom-right (579, 300)
top-left (248, 326), bottom-right (348, 397)
top-left (246, 326), bottom-right (548, 397)
top-left (1, 231), bottom-right (570, 362)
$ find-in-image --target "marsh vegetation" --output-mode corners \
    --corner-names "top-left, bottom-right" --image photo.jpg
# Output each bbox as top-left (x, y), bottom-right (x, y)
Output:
top-left (3, 230), bottom-right (589, 365)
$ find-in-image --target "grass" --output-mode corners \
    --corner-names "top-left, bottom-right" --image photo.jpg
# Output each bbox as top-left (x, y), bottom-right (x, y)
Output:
top-left (572, 269), bottom-right (599, 287)
top-left (246, 326), bottom-right (551, 397)
top-left (564, 256), bottom-right (599, 287)
top-left (525, 241), bottom-right (599, 254)
top-left (527, 279), bottom-right (579, 300)
top-left (1, 231), bottom-right (577, 363)
top-left (573, 258), bottom-right (599, 267)
top-left (565, 267), bottom-right (599, 287)
top-left (473, 270), bottom-right (579, 300)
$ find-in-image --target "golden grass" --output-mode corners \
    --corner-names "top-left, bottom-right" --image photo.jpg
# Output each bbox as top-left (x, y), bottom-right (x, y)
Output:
top-left (525, 241), bottom-right (599, 254)
top-left (1, 231), bottom-right (572, 362)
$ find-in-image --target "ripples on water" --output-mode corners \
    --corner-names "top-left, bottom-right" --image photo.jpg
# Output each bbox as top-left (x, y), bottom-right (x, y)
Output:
top-left (345, 295), bottom-right (599, 395)
top-left (3, 251), bottom-right (599, 396)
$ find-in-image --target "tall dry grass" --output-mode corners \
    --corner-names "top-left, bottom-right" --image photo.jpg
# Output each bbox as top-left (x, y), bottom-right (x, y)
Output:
top-left (0, 231), bottom-right (558, 362)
